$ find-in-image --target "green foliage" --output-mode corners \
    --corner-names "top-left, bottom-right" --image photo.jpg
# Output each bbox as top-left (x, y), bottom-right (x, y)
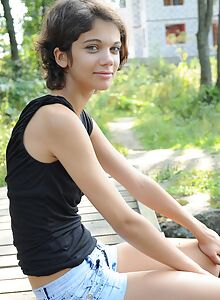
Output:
top-left (152, 167), bottom-right (220, 208)
top-left (0, 75), bottom-right (46, 110)
top-left (21, 0), bottom-right (54, 36)
top-left (153, 165), bottom-right (181, 182)
top-left (167, 170), bottom-right (220, 208)
top-left (112, 143), bottom-right (128, 156)
top-left (21, 35), bottom-right (42, 77)
top-left (130, 58), bottom-right (220, 150)
top-left (87, 57), bottom-right (220, 151)
top-left (18, 1), bottom-right (54, 82)
top-left (0, 101), bottom-right (16, 187)
top-left (87, 56), bottom-right (220, 170)
top-left (0, 10), bottom-right (9, 55)
top-left (199, 85), bottom-right (220, 105)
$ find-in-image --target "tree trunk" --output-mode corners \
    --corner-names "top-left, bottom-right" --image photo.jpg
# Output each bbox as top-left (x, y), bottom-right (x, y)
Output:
top-left (41, 0), bottom-right (46, 17)
top-left (197, 0), bottom-right (214, 87)
top-left (216, 0), bottom-right (220, 90)
top-left (1, 0), bottom-right (20, 62)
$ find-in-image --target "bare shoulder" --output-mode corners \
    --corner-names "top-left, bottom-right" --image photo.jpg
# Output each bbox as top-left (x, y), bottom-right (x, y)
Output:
top-left (23, 103), bottom-right (86, 163)
top-left (39, 103), bottom-right (78, 126)
top-left (38, 103), bottom-right (87, 139)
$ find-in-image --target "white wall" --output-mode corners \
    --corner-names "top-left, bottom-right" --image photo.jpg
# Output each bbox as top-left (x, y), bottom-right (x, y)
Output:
top-left (115, 0), bottom-right (219, 59)
top-left (145, 0), bottom-right (197, 58)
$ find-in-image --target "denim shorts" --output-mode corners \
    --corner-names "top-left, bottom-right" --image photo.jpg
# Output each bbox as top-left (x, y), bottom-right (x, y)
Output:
top-left (33, 242), bottom-right (127, 300)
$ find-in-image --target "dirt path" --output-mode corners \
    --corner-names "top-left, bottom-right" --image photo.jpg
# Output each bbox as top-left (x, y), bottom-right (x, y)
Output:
top-left (108, 117), bottom-right (143, 151)
top-left (108, 117), bottom-right (220, 172)
top-left (108, 117), bottom-right (220, 214)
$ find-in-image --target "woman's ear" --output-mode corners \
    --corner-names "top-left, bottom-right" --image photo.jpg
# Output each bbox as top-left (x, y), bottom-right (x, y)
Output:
top-left (53, 47), bottom-right (68, 68)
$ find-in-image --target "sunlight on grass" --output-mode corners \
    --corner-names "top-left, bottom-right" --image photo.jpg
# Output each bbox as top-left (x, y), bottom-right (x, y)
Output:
top-left (152, 167), bottom-right (220, 209)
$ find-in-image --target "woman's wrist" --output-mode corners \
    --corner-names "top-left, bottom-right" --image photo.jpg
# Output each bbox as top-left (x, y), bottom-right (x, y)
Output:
top-left (185, 216), bottom-right (207, 240)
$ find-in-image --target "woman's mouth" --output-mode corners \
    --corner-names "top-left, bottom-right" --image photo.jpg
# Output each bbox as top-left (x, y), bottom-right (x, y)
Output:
top-left (93, 72), bottom-right (113, 79)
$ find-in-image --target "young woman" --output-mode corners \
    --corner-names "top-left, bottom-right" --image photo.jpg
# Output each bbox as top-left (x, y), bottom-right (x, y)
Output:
top-left (5, 0), bottom-right (220, 299)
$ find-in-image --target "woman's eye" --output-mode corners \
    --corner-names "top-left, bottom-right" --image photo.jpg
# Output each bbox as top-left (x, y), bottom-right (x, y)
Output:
top-left (111, 46), bottom-right (121, 54)
top-left (86, 45), bottom-right (99, 52)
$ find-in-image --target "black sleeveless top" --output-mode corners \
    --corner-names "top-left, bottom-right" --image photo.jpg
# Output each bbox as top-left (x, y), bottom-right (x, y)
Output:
top-left (5, 95), bottom-right (96, 276)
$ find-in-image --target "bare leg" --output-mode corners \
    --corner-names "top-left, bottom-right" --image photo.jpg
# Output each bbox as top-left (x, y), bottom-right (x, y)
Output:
top-left (116, 238), bottom-right (220, 276)
top-left (125, 270), bottom-right (220, 300)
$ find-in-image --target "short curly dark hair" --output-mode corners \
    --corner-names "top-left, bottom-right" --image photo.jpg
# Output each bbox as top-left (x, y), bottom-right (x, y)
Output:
top-left (36, 0), bottom-right (128, 90)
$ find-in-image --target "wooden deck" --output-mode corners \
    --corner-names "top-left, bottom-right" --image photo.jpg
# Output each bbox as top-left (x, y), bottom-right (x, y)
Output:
top-left (0, 179), bottom-right (141, 299)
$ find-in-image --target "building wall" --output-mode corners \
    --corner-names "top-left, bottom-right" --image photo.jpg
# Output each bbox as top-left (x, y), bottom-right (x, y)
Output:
top-left (145, 0), bottom-right (198, 59)
top-left (116, 0), bottom-right (219, 59)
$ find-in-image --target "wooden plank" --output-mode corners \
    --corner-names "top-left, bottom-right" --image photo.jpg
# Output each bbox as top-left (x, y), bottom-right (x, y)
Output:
top-left (84, 220), bottom-right (118, 236)
top-left (137, 202), bottom-right (162, 231)
top-left (0, 255), bottom-right (18, 268)
top-left (79, 201), bottom-right (137, 215)
top-left (0, 278), bottom-right (32, 294)
top-left (0, 223), bottom-right (11, 230)
top-left (0, 292), bottom-right (35, 299)
top-left (0, 216), bottom-right (10, 223)
top-left (0, 201), bottom-right (9, 209)
top-left (95, 234), bottom-right (123, 245)
top-left (0, 245), bottom-right (16, 256)
top-left (78, 195), bottom-right (134, 208)
top-left (0, 267), bottom-right (24, 280)
top-left (0, 231), bottom-right (12, 246)
top-left (0, 188), bottom-right (7, 198)
top-left (0, 210), bottom-right (9, 217)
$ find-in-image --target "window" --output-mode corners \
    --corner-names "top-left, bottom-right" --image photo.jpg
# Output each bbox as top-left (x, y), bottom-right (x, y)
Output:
top-left (164, 0), bottom-right (184, 5)
top-left (166, 24), bottom-right (186, 44)
top-left (110, 0), bottom-right (126, 7)
top-left (119, 0), bottom-right (126, 8)
top-left (213, 22), bottom-right (218, 46)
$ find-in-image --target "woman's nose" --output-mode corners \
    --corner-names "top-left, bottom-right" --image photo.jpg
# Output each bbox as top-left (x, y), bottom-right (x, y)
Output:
top-left (99, 50), bottom-right (114, 66)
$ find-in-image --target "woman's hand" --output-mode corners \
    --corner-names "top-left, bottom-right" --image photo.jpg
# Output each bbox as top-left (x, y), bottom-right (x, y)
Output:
top-left (197, 226), bottom-right (220, 265)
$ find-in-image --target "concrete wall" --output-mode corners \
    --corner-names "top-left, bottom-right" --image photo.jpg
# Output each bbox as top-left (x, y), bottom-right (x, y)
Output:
top-left (115, 0), bottom-right (219, 59)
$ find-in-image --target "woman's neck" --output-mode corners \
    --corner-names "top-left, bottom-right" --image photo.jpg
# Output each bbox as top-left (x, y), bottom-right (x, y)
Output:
top-left (51, 86), bottom-right (94, 116)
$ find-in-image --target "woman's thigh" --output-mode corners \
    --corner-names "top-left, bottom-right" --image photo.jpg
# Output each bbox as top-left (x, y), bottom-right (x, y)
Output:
top-left (124, 269), bottom-right (220, 300)
top-left (116, 238), bottom-right (219, 276)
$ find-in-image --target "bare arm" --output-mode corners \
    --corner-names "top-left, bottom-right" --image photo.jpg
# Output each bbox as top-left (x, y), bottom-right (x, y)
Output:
top-left (90, 120), bottom-right (220, 265)
top-left (37, 105), bottom-right (210, 274)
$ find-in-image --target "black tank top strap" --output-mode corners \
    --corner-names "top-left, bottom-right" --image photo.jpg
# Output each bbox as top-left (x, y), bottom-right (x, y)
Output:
top-left (11, 95), bottom-right (73, 137)
top-left (11, 95), bottom-right (93, 138)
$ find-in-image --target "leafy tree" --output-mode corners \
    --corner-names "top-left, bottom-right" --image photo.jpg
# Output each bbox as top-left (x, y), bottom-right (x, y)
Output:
top-left (0, 0), bottom-right (21, 74)
top-left (216, 0), bottom-right (220, 90)
top-left (20, 0), bottom-right (54, 78)
top-left (21, 0), bottom-right (54, 36)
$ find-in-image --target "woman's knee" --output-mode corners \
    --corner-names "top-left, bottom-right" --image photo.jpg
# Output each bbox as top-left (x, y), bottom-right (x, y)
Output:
top-left (117, 239), bottom-right (220, 277)
top-left (170, 238), bottom-right (220, 277)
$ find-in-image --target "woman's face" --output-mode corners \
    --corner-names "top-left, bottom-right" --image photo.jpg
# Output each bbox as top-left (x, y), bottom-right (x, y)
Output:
top-left (66, 19), bottom-right (121, 92)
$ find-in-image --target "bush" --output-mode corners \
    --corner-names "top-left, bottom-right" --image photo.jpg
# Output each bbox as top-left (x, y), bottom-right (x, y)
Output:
top-left (0, 101), bottom-right (16, 187)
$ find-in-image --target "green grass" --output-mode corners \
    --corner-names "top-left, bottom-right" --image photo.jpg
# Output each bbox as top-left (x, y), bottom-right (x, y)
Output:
top-left (151, 167), bottom-right (220, 209)
top-left (0, 166), bottom-right (6, 187)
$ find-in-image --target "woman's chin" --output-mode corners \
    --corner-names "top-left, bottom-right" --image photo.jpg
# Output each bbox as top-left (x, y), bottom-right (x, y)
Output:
top-left (95, 83), bottom-right (112, 91)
